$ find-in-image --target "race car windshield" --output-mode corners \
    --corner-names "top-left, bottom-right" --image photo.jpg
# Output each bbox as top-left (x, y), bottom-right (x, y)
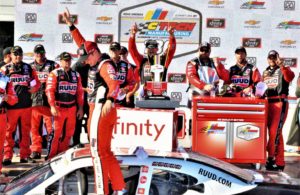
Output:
top-left (3, 164), bottom-right (54, 194)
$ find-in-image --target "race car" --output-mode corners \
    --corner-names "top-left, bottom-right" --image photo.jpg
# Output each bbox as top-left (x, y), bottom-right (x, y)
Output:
top-left (0, 145), bottom-right (261, 195)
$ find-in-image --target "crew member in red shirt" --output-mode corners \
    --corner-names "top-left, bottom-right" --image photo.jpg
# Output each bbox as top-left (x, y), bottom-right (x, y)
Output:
top-left (128, 23), bottom-right (176, 84)
top-left (62, 8), bottom-right (126, 195)
top-left (45, 52), bottom-right (84, 159)
top-left (229, 46), bottom-right (261, 96)
top-left (30, 44), bottom-right (59, 159)
top-left (263, 50), bottom-right (295, 171)
top-left (1, 46), bottom-right (40, 165)
top-left (0, 72), bottom-right (17, 173)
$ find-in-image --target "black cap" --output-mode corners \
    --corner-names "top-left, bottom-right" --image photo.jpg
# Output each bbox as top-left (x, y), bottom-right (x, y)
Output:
top-left (34, 44), bottom-right (45, 53)
top-left (77, 41), bottom-right (99, 63)
top-left (3, 47), bottom-right (12, 56)
top-left (199, 42), bottom-right (211, 50)
top-left (11, 46), bottom-right (23, 54)
top-left (145, 39), bottom-right (158, 49)
top-left (109, 42), bottom-right (121, 51)
top-left (120, 46), bottom-right (128, 55)
top-left (60, 52), bottom-right (72, 61)
top-left (235, 46), bottom-right (247, 54)
top-left (268, 50), bottom-right (278, 58)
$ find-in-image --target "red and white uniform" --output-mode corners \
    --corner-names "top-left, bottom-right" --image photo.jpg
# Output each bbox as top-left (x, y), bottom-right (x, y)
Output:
top-left (30, 59), bottom-right (58, 154)
top-left (262, 65), bottom-right (295, 166)
top-left (0, 73), bottom-right (17, 172)
top-left (45, 67), bottom-right (84, 159)
top-left (1, 62), bottom-right (40, 160)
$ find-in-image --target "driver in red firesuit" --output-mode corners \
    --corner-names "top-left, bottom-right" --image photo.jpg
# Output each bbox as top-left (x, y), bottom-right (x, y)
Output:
top-left (30, 44), bottom-right (59, 159)
top-left (128, 23), bottom-right (176, 84)
top-left (263, 50), bottom-right (295, 171)
top-left (0, 71), bottom-right (18, 174)
top-left (1, 46), bottom-right (40, 165)
top-left (45, 52), bottom-right (84, 159)
top-left (62, 8), bottom-right (125, 195)
top-left (229, 46), bottom-right (261, 96)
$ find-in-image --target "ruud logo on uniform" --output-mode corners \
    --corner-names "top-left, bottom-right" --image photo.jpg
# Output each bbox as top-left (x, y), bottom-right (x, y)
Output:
top-left (242, 38), bottom-right (261, 48)
top-left (22, 0), bottom-right (41, 3)
top-left (62, 33), bottom-right (73, 43)
top-left (94, 34), bottom-right (113, 44)
top-left (58, 14), bottom-right (78, 24)
top-left (25, 13), bottom-right (37, 23)
top-left (210, 37), bottom-right (221, 47)
top-left (282, 58), bottom-right (297, 68)
top-left (207, 18), bottom-right (226, 28)
top-left (284, 1), bottom-right (296, 10)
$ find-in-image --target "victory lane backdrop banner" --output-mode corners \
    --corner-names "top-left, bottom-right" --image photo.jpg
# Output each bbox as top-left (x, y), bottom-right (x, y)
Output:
top-left (15, 0), bottom-right (300, 105)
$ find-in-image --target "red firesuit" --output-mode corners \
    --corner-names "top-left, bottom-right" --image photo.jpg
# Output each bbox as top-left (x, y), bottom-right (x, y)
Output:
top-left (128, 33), bottom-right (176, 84)
top-left (262, 65), bottom-right (295, 167)
top-left (229, 63), bottom-right (261, 95)
top-left (0, 73), bottom-right (18, 172)
top-left (1, 62), bottom-right (40, 160)
top-left (186, 58), bottom-right (230, 95)
top-left (45, 67), bottom-right (84, 159)
top-left (30, 59), bottom-right (58, 154)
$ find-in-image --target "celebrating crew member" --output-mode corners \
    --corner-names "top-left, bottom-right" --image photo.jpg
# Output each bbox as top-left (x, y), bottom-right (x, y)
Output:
top-left (45, 52), bottom-right (84, 159)
top-left (30, 44), bottom-right (59, 159)
top-left (128, 23), bottom-right (176, 84)
top-left (263, 50), bottom-right (295, 171)
top-left (0, 71), bottom-right (17, 174)
top-left (63, 8), bottom-right (126, 195)
top-left (1, 46), bottom-right (40, 165)
top-left (0, 47), bottom-right (12, 68)
top-left (120, 46), bottom-right (140, 107)
top-left (186, 42), bottom-right (229, 97)
top-left (109, 43), bottom-right (136, 108)
top-left (229, 46), bottom-right (261, 96)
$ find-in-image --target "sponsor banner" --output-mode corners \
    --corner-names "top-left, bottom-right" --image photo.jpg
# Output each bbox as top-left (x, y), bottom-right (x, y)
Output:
top-left (95, 34), bottom-right (114, 44)
top-left (242, 38), bottom-right (261, 48)
top-left (22, 0), bottom-right (42, 4)
top-left (282, 57), bottom-right (297, 68)
top-left (167, 73), bottom-right (186, 83)
top-left (111, 108), bottom-right (178, 152)
top-left (207, 18), bottom-right (226, 28)
top-left (236, 125), bottom-right (260, 141)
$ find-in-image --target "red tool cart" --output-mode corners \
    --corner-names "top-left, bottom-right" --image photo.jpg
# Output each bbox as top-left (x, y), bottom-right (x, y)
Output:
top-left (192, 96), bottom-right (268, 165)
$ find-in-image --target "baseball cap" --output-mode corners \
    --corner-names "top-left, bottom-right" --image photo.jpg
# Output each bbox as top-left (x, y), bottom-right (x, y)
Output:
top-left (109, 42), bottom-right (121, 51)
top-left (3, 47), bottom-right (12, 56)
top-left (268, 50), bottom-right (278, 58)
top-left (77, 41), bottom-right (98, 63)
top-left (34, 44), bottom-right (45, 54)
top-left (145, 39), bottom-right (158, 49)
top-left (235, 46), bottom-right (247, 54)
top-left (199, 42), bottom-right (211, 50)
top-left (11, 46), bottom-right (23, 55)
top-left (120, 46), bottom-right (128, 55)
top-left (59, 52), bottom-right (72, 61)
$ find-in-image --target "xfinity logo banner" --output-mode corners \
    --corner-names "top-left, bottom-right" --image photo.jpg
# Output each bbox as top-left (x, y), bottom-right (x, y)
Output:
top-left (112, 109), bottom-right (178, 151)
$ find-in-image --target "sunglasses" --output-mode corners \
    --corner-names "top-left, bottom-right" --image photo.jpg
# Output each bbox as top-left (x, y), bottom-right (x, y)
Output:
top-left (268, 55), bottom-right (277, 60)
top-left (200, 47), bottom-right (210, 53)
top-left (110, 47), bottom-right (120, 51)
top-left (35, 50), bottom-right (45, 54)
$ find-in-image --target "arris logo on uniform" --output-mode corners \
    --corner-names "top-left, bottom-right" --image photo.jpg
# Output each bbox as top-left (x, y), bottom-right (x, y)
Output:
top-left (242, 38), bottom-right (261, 48)
top-left (58, 14), bottom-right (78, 24)
top-left (18, 33), bottom-right (43, 42)
top-left (240, 1), bottom-right (266, 9)
top-left (206, 18), bottom-right (226, 28)
top-left (25, 13), bottom-right (37, 23)
top-left (22, 0), bottom-right (41, 4)
top-left (284, 1), bottom-right (296, 11)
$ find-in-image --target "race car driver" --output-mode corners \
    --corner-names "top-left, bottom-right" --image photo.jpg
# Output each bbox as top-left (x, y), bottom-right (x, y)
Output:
top-left (262, 50), bottom-right (295, 171)
top-left (45, 52), bottom-right (84, 159)
top-left (229, 46), bottom-right (261, 96)
top-left (1, 46), bottom-right (40, 165)
top-left (128, 23), bottom-right (176, 84)
top-left (62, 8), bottom-right (126, 195)
top-left (0, 46), bottom-right (12, 68)
top-left (30, 44), bottom-right (59, 159)
top-left (186, 42), bottom-right (229, 98)
top-left (0, 72), bottom-right (17, 174)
